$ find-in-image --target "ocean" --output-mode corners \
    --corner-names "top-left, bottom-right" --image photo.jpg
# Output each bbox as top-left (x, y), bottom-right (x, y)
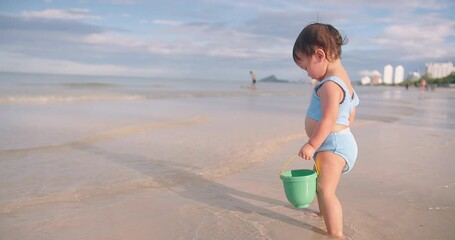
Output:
top-left (1, 72), bottom-right (454, 239)
top-left (0, 72), bottom-right (311, 208)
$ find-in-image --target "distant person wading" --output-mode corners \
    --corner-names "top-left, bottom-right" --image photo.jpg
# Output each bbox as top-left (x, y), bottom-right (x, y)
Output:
top-left (250, 71), bottom-right (257, 85)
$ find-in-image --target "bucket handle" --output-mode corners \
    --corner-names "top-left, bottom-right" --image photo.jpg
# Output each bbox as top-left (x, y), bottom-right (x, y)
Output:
top-left (279, 155), bottom-right (320, 178)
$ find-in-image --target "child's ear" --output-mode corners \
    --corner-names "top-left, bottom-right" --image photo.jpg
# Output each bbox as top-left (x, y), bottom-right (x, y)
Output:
top-left (314, 48), bottom-right (326, 62)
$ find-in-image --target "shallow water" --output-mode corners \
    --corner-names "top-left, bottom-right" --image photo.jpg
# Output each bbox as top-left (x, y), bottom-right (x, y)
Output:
top-left (1, 72), bottom-right (454, 239)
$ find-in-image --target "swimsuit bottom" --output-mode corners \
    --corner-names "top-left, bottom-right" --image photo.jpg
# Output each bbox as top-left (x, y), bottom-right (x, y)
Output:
top-left (313, 128), bottom-right (358, 174)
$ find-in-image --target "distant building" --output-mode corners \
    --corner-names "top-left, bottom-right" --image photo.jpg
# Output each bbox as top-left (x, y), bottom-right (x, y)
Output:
top-left (425, 62), bottom-right (454, 78)
top-left (370, 70), bottom-right (382, 85)
top-left (394, 65), bottom-right (404, 84)
top-left (407, 71), bottom-right (421, 81)
top-left (360, 70), bottom-right (382, 85)
top-left (361, 76), bottom-right (371, 85)
top-left (383, 65), bottom-right (393, 84)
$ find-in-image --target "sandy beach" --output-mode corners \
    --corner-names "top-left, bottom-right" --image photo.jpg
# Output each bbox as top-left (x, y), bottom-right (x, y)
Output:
top-left (1, 74), bottom-right (454, 239)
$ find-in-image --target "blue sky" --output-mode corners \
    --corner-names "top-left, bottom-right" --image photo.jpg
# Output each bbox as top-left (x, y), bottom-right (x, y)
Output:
top-left (0, 0), bottom-right (454, 82)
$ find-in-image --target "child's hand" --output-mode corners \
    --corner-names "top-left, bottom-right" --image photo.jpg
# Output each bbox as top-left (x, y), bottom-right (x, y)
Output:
top-left (299, 143), bottom-right (315, 160)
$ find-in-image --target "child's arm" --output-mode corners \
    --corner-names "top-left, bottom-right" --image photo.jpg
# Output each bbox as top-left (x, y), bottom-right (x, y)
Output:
top-left (308, 81), bottom-right (343, 149)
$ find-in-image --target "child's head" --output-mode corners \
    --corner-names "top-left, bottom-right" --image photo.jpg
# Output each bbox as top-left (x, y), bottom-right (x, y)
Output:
top-left (292, 23), bottom-right (347, 64)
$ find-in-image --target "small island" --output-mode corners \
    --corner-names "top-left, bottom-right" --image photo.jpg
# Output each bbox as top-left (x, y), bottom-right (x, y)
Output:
top-left (258, 75), bottom-right (289, 83)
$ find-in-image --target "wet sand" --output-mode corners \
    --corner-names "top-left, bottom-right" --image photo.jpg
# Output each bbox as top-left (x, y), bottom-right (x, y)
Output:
top-left (1, 84), bottom-right (454, 239)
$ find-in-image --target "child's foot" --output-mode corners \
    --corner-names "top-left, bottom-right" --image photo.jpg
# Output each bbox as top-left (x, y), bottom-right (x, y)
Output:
top-left (328, 233), bottom-right (352, 240)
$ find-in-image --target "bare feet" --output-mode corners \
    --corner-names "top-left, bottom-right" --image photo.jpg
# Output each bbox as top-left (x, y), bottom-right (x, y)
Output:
top-left (327, 233), bottom-right (352, 239)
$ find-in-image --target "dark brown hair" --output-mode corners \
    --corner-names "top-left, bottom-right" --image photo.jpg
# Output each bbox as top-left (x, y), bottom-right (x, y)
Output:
top-left (293, 23), bottom-right (348, 63)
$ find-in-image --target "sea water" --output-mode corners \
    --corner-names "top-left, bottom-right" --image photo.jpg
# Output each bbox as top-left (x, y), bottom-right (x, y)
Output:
top-left (1, 72), bottom-right (454, 239)
top-left (1, 72), bottom-right (454, 205)
top-left (0, 72), bottom-right (312, 211)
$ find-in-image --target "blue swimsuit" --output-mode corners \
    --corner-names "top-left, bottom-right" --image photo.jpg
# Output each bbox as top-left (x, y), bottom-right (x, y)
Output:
top-left (307, 76), bottom-right (360, 173)
top-left (307, 76), bottom-right (359, 125)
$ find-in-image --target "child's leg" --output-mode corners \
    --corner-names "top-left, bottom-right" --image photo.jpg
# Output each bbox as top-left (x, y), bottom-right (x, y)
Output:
top-left (315, 151), bottom-right (346, 238)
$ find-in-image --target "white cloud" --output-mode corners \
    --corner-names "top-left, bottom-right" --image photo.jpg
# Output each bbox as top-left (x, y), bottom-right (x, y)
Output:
top-left (176, 22), bottom-right (291, 59)
top-left (0, 51), bottom-right (163, 77)
top-left (306, 0), bottom-right (448, 10)
top-left (82, 32), bottom-right (194, 55)
top-left (83, 33), bottom-right (146, 48)
top-left (152, 19), bottom-right (183, 26)
top-left (81, 21), bottom-right (290, 59)
top-left (371, 15), bottom-right (455, 60)
top-left (107, 0), bottom-right (136, 4)
top-left (21, 8), bottom-right (101, 21)
top-left (3, 0), bottom-right (453, 81)
top-left (358, 70), bottom-right (382, 77)
top-left (207, 48), bottom-right (251, 58)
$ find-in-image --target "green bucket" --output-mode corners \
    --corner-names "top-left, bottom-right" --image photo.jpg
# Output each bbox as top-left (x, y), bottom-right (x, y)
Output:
top-left (280, 156), bottom-right (318, 208)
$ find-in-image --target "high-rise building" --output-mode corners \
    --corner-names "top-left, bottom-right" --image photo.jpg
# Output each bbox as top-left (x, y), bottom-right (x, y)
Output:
top-left (383, 65), bottom-right (393, 84)
top-left (394, 65), bottom-right (404, 84)
top-left (371, 70), bottom-right (382, 85)
top-left (407, 71), bottom-right (421, 81)
top-left (425, 62), bottom-right (454, 78)
top-left (361, 76), bottom-right (371, 85)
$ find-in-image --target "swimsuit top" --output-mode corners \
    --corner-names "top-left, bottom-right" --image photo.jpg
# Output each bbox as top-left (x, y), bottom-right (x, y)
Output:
top-left (306, 76), bottom-right (359, 126)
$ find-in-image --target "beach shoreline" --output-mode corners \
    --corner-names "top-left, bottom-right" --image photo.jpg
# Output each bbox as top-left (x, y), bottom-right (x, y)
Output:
top-left (1, 75), bottom-right (454, 239)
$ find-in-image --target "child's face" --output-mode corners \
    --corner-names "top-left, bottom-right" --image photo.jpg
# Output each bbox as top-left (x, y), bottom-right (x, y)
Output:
top-left (295, 51), bottom-right (327, 81)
